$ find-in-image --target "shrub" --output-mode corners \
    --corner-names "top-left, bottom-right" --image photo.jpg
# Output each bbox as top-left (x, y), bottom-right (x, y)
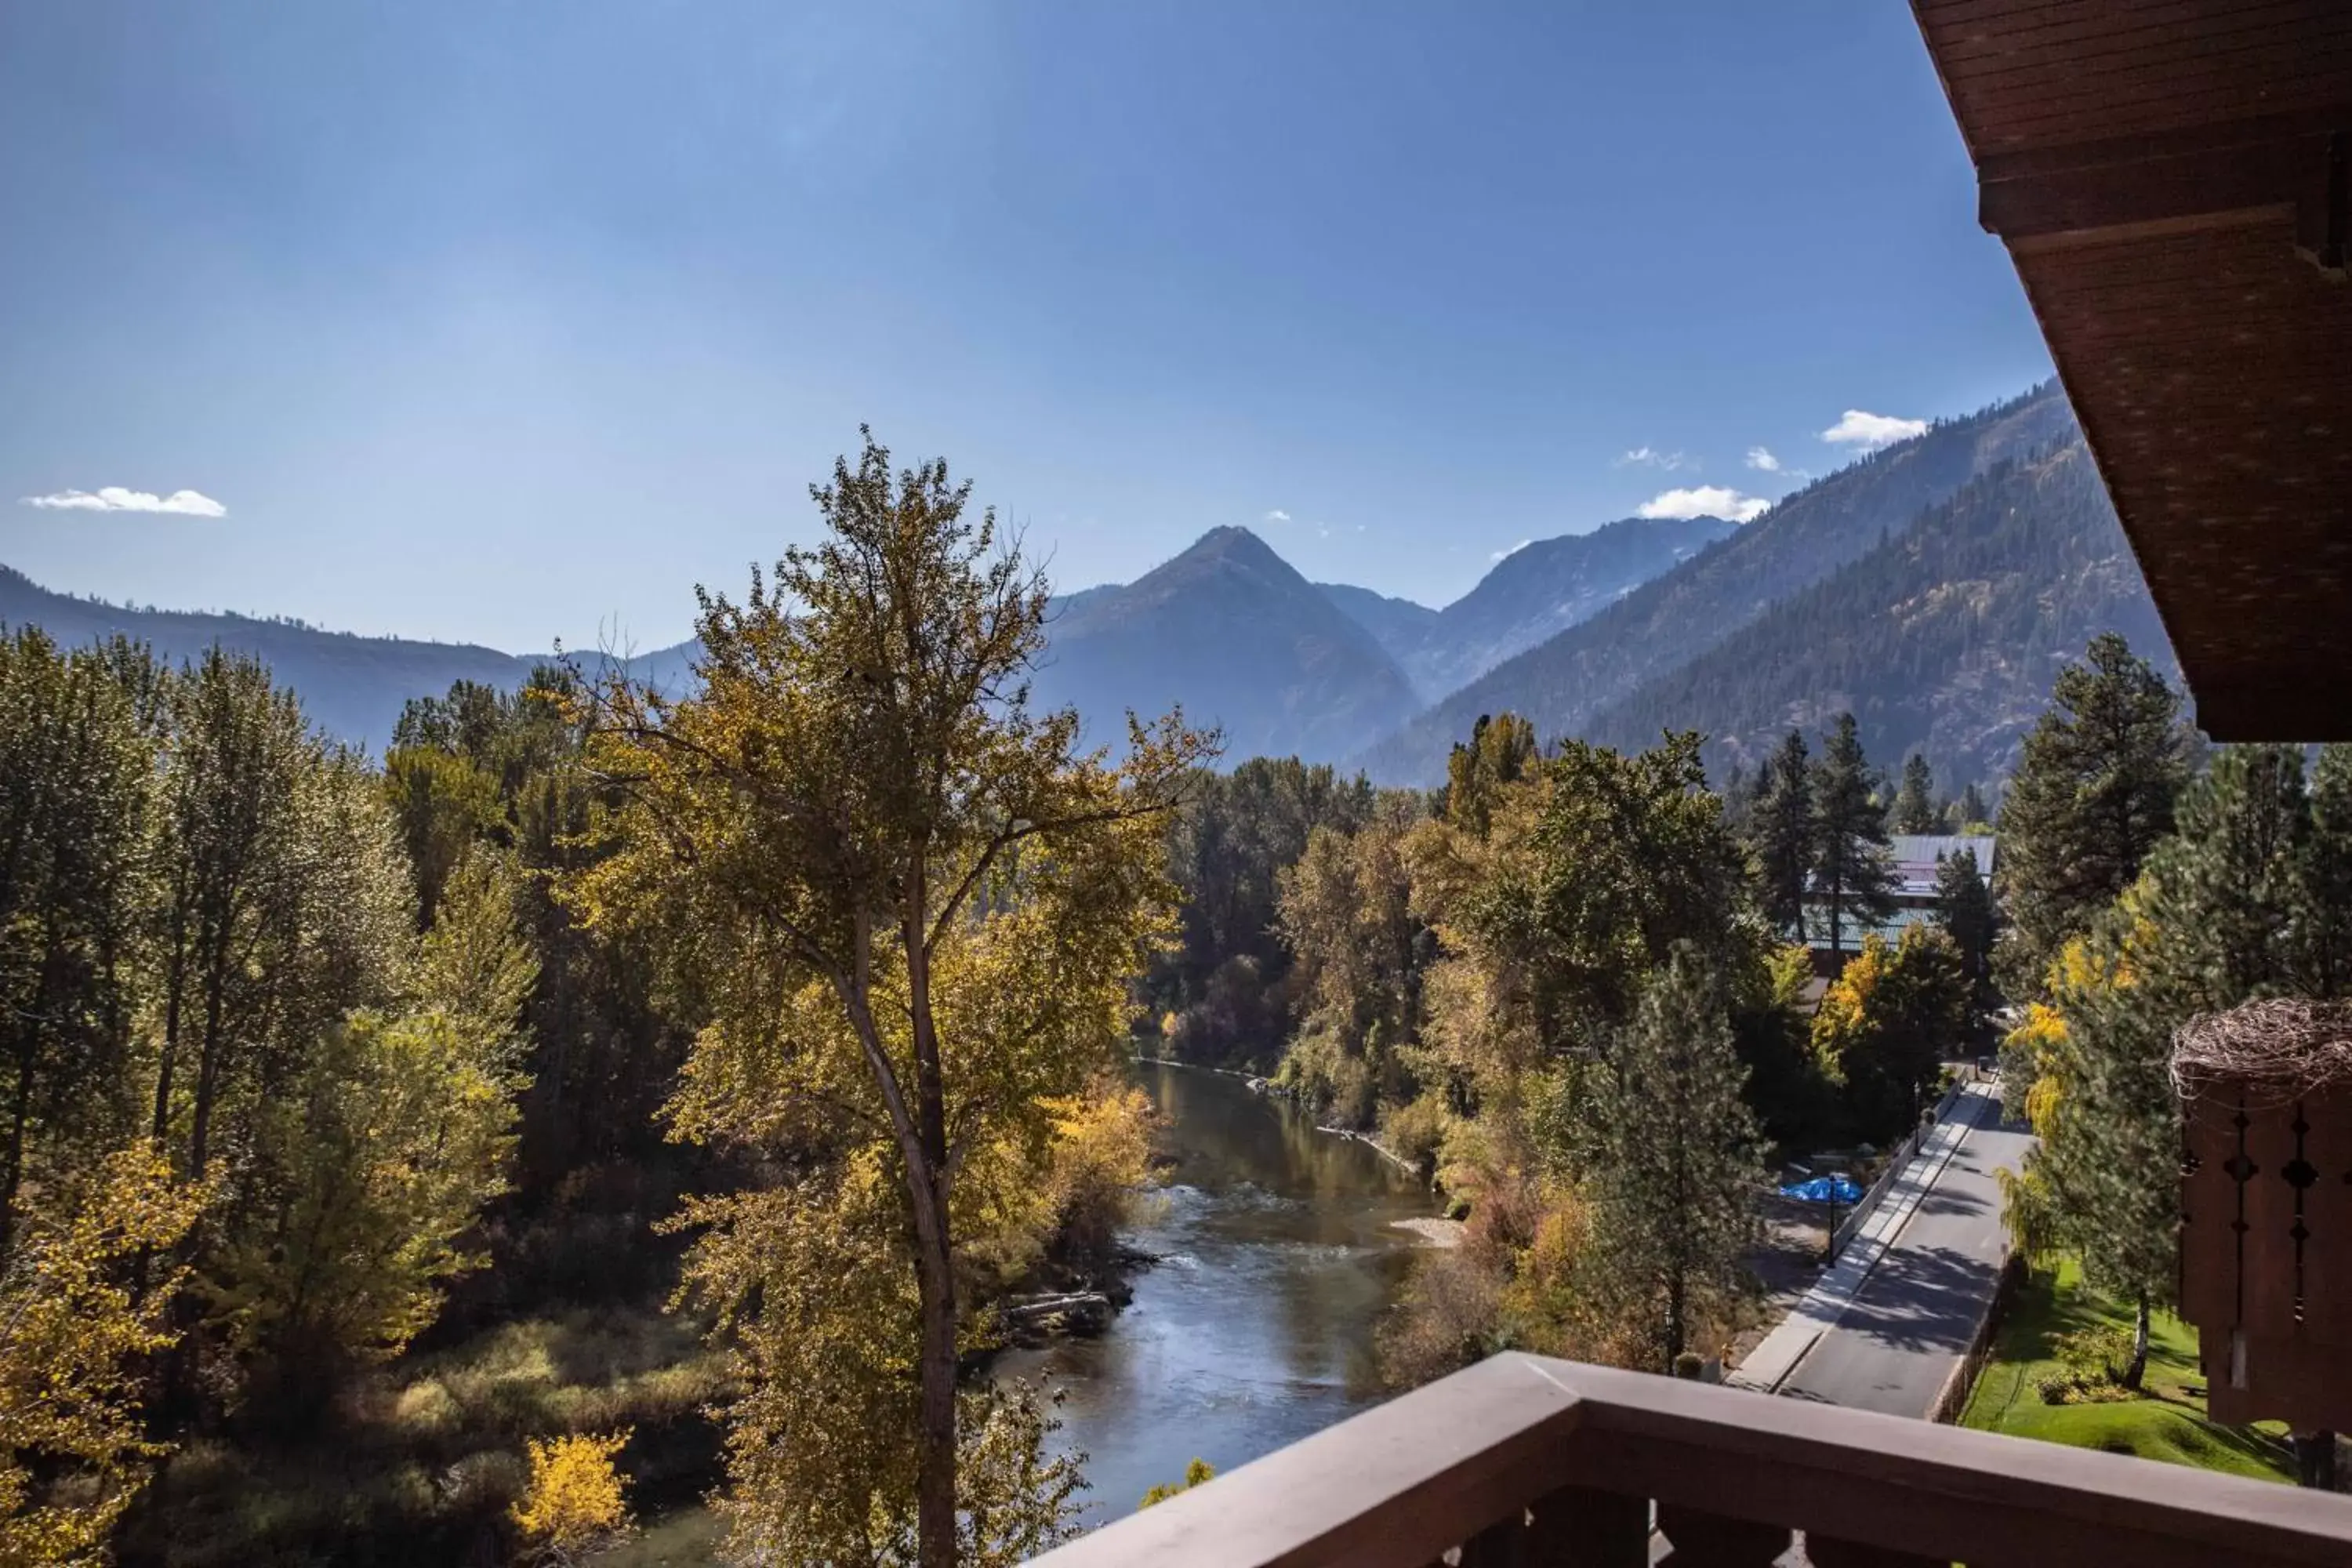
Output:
top-left (1381, 1095), bottom-right (1448, 1171)
top-left (512, 1429), bottom-right (633, 1565)
top-left (2053, 1325), bottom-right (2136, 1388)
top-left (1139, 1457), bottom-right (1215, 1510)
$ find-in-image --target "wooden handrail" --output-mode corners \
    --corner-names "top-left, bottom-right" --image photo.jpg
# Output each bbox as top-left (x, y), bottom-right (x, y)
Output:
top-left (1025, 1352), bottom-right (2352, 1567)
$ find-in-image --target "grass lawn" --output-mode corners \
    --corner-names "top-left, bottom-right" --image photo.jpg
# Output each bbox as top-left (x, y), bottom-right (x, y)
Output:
top-left (1961, 1258), bottom-right (2292, 1483)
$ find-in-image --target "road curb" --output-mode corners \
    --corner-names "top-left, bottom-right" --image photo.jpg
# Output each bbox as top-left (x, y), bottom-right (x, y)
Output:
top-left (1730, 1087), bottom-right (1991, 1395)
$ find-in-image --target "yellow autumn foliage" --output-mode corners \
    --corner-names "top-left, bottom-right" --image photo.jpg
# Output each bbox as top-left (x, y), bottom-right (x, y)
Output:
top-left (511, 1428), bottom-right (633, 1563)
top-left (0, 1149), bottom-right (210, 1566)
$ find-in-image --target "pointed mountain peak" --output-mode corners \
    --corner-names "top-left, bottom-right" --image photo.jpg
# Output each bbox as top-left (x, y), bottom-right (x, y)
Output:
top-left (1179, 524), bottom-right (1290, 572)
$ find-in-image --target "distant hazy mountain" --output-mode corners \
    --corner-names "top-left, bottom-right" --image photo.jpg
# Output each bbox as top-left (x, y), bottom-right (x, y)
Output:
top-left (1413, 516), bottom-right (1737, 698)
top-left (0, 565), bottom-right (697, 750)
top-left (1032, 526), bottom-right (1420, 764)
top-left (1316, 583), bottom-right (1440, 659)
top-left (1580, 438), bottom-right (2176, 789)
top-left (1351, 381), bottom-right (2080, 782)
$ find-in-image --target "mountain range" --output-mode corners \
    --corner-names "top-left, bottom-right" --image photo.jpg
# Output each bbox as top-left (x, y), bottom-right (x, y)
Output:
top-left (0, 377), bottom-right (2180, 791)
top-left (0, 568), bottom-right (698, 748)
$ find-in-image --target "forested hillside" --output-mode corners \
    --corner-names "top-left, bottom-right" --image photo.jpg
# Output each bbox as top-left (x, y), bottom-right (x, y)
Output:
top-left (1351, 382), bottom-right (2080, 782)
top-left (0, 565), bottom-right (698, 746)
top-left (1031, 525), bottom-right (1420, 763)
top-left (1582, 441), bottom-right (2177, 789)
top-left (1394, 514), bottom-right (1736, 698)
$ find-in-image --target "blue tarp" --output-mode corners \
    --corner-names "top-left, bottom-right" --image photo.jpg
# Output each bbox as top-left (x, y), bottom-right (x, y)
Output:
top-left (1780, 1174), bottom-right (1864, 1205)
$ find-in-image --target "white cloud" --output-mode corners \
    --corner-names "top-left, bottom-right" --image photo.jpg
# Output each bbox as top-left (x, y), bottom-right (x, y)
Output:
top-left (1819, 410), bottom-right (1928, 451)
top-left (1615, 446), bottom-right (1690, 470)
top-left (1490, 539), bottom-right (1531, 562)
top-left (1745, 446), bottom-right (1781, 473)
top-left (1638, 485), bottom-right (1769, 524)
top-left (1262, 508), bottom-right (1291, 524)
top-left (20, 486), bottom-right (227, 517)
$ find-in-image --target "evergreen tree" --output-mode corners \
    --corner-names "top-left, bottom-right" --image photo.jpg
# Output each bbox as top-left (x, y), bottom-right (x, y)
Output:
top-left (1994, 633), bottom-right (2194, 998)
top-left (2007, 745), bottom-right (2330, 1388)
top-left (1573, 949), bottom-right (1766, 1367)
top-left (2299, 745), bottom-right (2352, 998)
top-left (1933, 846), bottom-right (1999, 1022)
top-left (1951, 781), bottom-right (1990, 833)
top-left (1893, 753), bottom-right (1938, 834)
top-left (1750, 729), bottom-right (1814, 942)
top-left (1809, 714), bottom-right (1897, 960)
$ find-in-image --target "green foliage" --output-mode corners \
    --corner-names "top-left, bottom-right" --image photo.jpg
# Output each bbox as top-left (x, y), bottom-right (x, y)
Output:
top-left (382, 745), bottom-right (499, 930)
top-left (1275, 796), bottom-right (1425, 1126)
top-left (1962, 1258), bottom-right (2292, 1483)
top-left (1156, 758), bottom-right (1376, 1065)
top-left (1994, 632), bottom-right (2194, 999)
top-left (1505, 733), bottom-right (1760, 1054)
top-left (1933, 844), bottom-right (1998, 1019)
top-left (585, 430), bottom-right (1205, 1566)
top-left (1138, 1457), bottom-right (1214, 1510)
top-left (1809, 713), bottom-right (1897, 960)
top-left (2008, 744), bottom-right (2352, 1385)
top-left (1811, 927), bottom-right (1970, 1143)
top-left (1749, 729), bottom-right (1813, 941)
top-left (1893, 753), bottom-right (1938, 834)
top-left (0, 629), bottom-right (151, 1250)
top-left (1443, 713), bottom-right (1537, 839)
top-left (1566, 950), bottom-right (1767, 1366)
top-left (213, 1004), bottom-right (525, 1382)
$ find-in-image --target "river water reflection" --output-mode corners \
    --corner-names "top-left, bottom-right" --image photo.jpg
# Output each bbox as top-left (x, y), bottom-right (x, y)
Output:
top-left (994, 1059), bottom-right (1435, 1531)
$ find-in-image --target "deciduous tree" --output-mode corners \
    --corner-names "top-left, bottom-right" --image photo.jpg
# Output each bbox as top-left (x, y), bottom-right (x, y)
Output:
top-left (583, 430), bottom-right (1207, 1566)
top-left (0, 1149), bottom-right (208, 1563)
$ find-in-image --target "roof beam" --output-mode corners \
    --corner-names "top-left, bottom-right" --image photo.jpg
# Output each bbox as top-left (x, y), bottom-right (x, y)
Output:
top-left (1973, 107), bottom-right (2350, 276)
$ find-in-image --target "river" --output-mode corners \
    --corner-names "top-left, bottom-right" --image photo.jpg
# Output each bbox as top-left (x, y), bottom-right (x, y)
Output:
top-left (994, 1058), bottom-right (1436, 1530)
top-left (616, 1058), bottom-right (1432, 1562)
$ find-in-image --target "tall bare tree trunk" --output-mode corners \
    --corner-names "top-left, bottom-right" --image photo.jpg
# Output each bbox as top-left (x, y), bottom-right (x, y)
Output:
top-left (2122, 1293), bottom-right (2151, 1392)
top-left (914, 1210), bottom-right (959, 1568)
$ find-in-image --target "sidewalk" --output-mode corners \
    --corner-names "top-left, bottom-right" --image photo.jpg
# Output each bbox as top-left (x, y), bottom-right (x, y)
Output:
top-left (1729, 1083), bottom-right (1992, 1394)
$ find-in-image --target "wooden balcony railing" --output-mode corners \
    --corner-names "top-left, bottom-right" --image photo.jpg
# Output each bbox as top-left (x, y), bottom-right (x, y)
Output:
top-left (1025, 1352), bottom-right (2352, 1567)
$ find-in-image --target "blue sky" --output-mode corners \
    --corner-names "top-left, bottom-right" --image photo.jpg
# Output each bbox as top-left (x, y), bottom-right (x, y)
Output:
top-left (0, 2), bottom-right (2053, 652)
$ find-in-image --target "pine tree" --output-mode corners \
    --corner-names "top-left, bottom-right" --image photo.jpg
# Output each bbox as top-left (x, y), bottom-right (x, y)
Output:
top-left (1952, 781), bottom-right (1990, 833)
top-left (2009, 745), bottom-right (2325, 1388)
top-left (1573, 949), bottom-right (1766, 1367)
top-left (1994, 633), bottom-right (2194, 998)
top-left (1809, 714), bottom-right (1897, 961)
top-left (1893, 753), bottom-right (1938, 834)
top-left (1750, 729), bottom-right (1814, 942)
top-left (1933, 845), bottom-right (1999, 1022)
top-left (2296, 744), bottom-right (2352, 1000)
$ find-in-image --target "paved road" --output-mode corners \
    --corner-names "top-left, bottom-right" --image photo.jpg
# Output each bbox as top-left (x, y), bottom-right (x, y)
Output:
top-left (1778, 1087), bottom-right (2035, 1416)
